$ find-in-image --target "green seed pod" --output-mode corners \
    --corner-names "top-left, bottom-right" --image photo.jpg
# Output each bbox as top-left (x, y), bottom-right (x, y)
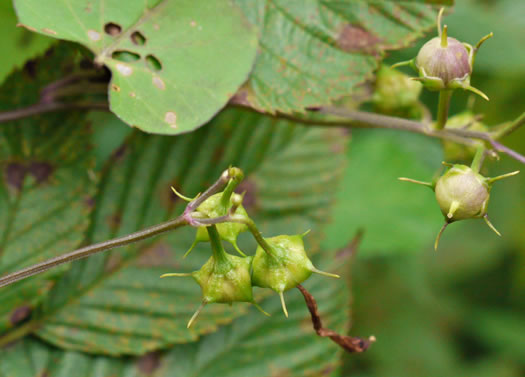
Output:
top-left (442, 111), bottom-right (488, 162)
top-left (251, 233), bottom-right (339, 317)
top-left (435, 164), bottom-right (489, 221)
top-left (416, 35), bottom-right (471, 88)
top-left (399, 163), bottom-right (519, 250)
top-left (392, 8), bottom-right (492, 100)
top-left (371, 65), bottom-right (423, 119)
top-left (161, 225), bottom-right (267, 328)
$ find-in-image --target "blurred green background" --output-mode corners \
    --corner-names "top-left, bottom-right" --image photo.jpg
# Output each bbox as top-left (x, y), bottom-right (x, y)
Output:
top-left (322, 1), bottom-right (525, 375)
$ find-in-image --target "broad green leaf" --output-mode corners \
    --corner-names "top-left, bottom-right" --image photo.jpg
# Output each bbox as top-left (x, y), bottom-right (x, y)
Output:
top-left (0, 1), bottom-right (54, 85)
top-left (14, 0), bottom-right (258, 135)
top-left (323, 130), bottom-right (443, 256)
top-left (28, 108), bottom-right (347, 355)
top-left (0, 46), bottom-right (97, 333)
top-left (233, 0), bottom-right (448, 114)
top-left (0, 252), bottom-right (349, 377)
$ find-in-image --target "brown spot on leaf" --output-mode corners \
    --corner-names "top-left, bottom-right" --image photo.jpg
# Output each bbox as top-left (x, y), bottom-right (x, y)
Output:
top-left (229, 85), bottom-right (262, 112)
top-left (116, 63), bottom-right (133, 76)
top-left (105, 254), bottom-right (122, 273)
top-left (84, 196), bottom-right (96, 208)
top-left (111, 83), bottom-right (120, 92)
top-left (87, 30), bottom-right (101, 41)
top-left (106, 213), bottom-right (121, 230)
top-left (28, 162), bottom-right (53, 184)
top-left (10, 306), bottom-right (32, 325)
top-left (237, 179), bottom-right (258, 212)
top-left (229, 89), bottom-right (250, 107)
top-left (137, 351), bottom-right (161, 374)
top-left (111, 144), bottom-right (127, 162)
top-left (152, 76), bottom-right (165, 90)
top-left (5, 163), bottom-right (26, 191)
top-left (337, 25), bottom-right (381, 54)
top-left (164, 112), bottom-right (177, 128)
top-left (159, 181), bottom-right (181, 209)
top-left (269, 366), bottom-right (292, 377)
top-left (23, 59), bottom-right (37, 78)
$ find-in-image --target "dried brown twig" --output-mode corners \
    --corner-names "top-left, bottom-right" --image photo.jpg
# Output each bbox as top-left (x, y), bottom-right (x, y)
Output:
top-left (297, 284), bottom-right (376, 353)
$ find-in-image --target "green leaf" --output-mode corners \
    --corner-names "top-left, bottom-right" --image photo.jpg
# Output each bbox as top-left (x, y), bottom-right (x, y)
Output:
top-left (0, 254), bottom-right (348, 377)
top-left (233, 0), bottom-right (445, 114)
top-left (323, 130), bottom-right (443, 256)
top-left (0, 46), bottom-right (97, 333)
top-left (0, 1), bottom-right (54, 85)
top-left (25, 108), bottom-right (347, 355)
top-left (14, 0), bottom-right (258, 135)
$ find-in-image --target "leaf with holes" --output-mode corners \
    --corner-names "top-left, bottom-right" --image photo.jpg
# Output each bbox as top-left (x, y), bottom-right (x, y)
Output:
top-left (14, 0), bottom-right (258, 134)
top-left (0, 1), bottom-right (55, 85)
top-left (0, 46), bottom-right (97, 333)
top-left (0, 247), bottom-right (349, 377)
top-left (232, 0), bottom-right (451, 113)
top-left (18, 108), bottom-right (347, 355)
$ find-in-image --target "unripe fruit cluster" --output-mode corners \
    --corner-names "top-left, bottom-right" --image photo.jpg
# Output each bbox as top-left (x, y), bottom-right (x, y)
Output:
top-left (162, 173), bottom-right (338, 328)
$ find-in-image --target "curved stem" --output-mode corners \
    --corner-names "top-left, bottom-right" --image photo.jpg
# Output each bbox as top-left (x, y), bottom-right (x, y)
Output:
top-left (0, 216), bottom-right (187, 289)
top-left (436, 90), bottom-right (453, 130)
top-left (228, 216), bottom-right (276, 258)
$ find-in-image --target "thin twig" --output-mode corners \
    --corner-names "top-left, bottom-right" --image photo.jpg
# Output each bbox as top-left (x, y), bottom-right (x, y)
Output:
top-left (0, 216), bottom-right (187, 289)
top-left (489, 140), bottom-right (525, 164)
top-left (314, 106), bottom-right (525, 164)
top-left (0, 168), bottom-right (236, 289)
top-left (0, 68), bottom-right (108, 124)
top-left (40, 71), bottom-right (104, 103)
top-left (297, 284), bottom-right (375, 353)
top-left (0, 102), bottom-right (109, 123)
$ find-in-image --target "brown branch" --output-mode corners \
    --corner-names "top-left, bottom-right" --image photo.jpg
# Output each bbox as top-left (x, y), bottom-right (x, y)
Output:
top-left (312, 106), bottom-right (525, 164)
top-left (297, 284), bottom-right (375, 353)
top-left (0, 102), bottom-right (109, 123)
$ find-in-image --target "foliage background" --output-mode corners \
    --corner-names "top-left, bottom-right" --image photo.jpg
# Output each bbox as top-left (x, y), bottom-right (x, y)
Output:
top-left (0, 0), bottom-right (523, 376)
